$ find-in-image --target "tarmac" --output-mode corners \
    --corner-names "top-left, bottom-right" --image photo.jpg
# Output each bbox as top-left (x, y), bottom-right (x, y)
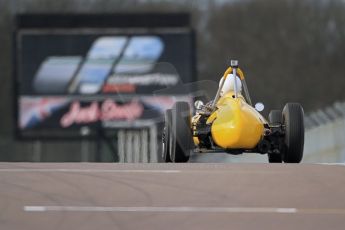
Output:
top-left (0, 162), bottom-right (345, 230)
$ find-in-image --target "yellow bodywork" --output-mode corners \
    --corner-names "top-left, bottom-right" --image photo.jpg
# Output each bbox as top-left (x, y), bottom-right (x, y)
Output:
top-left (194, 91), bottom-right (267, 149)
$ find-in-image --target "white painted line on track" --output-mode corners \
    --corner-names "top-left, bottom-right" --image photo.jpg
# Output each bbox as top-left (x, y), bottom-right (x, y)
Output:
top-left (0, 169), bottom-right (181, 173)
top-left (0, 168), bottom-right (288, 174)
top-left (318, 163), bottom-right (345, 166)
top-left (23, 206), bottom-right (298, 214)
top-left (24, 206), bottom-right (46, 212)
top-left (23, 206), bottom-right (345, 214)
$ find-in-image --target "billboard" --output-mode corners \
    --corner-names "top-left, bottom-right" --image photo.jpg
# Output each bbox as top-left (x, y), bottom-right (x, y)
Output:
top-left (15, 14), bottom-right (195, 138)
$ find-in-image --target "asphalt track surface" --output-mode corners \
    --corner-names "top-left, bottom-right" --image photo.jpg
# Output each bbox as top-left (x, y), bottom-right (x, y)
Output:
top-left (1, 162), bottom-right (345, 230)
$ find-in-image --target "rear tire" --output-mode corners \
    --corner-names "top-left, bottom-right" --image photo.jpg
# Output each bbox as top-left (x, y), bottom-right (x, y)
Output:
top-left (282, 103), bottom-right (304, 163)
top-left (169, 102), bottom-right (192, 163)
top-left (162, 109), bottom-right (172, 163)
top-left (268, 110), bottom-right (283, 163)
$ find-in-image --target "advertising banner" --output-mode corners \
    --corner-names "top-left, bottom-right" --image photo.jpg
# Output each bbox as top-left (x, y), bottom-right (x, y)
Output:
top-left (18, 96), bottom-right (191, 137)
top-left (16, 16), bottom-right (195, 138)
top-left (20, 34), bottom-right (193, 96)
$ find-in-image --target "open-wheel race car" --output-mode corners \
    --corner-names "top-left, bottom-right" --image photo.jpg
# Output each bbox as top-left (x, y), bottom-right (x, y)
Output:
top-left (162, 60), bottom-right (304, 163)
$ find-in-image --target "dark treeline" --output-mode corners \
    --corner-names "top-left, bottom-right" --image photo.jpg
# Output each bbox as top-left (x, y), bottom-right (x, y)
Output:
top-left (201, 0), bottom-right (345, 112)
top-left (1, 0), bottom-right (345, 160)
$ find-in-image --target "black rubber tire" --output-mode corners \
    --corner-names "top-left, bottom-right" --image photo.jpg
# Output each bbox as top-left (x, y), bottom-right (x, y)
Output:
top-left (268, 110), bottom-right (283, 163)
top-left (169, 102), bottom-right (192, 163)
top-left (162, 109), bottom-right (172, 163)
top-left (282, 103), bottom-right (304, 163)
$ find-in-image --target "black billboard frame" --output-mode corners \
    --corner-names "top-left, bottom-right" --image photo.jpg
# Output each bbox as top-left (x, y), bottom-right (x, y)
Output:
top-left (13, 13), bottom-right (197, 140)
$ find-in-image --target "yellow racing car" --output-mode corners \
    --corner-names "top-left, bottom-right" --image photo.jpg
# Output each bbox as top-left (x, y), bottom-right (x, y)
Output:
top-left (162, 60), bottom-right (304, 163)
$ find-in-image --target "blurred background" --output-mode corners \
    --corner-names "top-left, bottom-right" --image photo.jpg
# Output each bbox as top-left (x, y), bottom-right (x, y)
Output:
top-left (1, 0), bottom-right (345, 163)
